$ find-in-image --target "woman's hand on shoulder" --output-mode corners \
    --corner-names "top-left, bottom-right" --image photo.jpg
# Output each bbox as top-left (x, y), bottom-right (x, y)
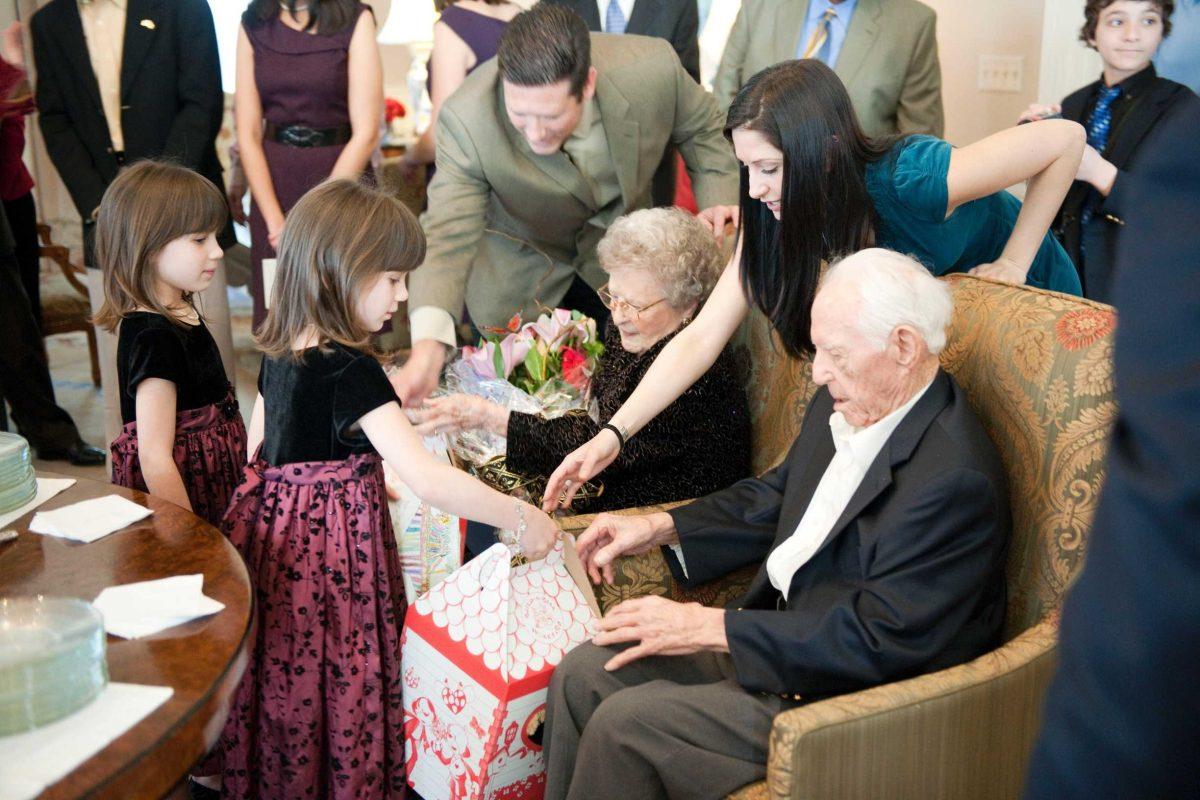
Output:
top-left (696, 205), bottom-right (740, 245)
top-left (969, 255), bottom-right (1028, 285)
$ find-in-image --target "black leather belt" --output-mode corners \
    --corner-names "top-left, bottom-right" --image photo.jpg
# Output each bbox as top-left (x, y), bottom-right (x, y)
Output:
top-left (264, 121), bottom-right (353, 148)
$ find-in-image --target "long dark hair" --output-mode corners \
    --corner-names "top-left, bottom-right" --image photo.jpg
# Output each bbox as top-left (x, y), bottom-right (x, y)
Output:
top-left (243, 0), bottom-right (361, 34)
top-left (726, 60), bottom-right (896, 357)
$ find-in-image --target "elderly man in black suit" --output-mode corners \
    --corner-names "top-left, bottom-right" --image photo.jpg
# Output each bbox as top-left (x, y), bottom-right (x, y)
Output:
top-left (30, 0), bottom-right (235, 449)
top-left (544, 0), bottom-right (701, 206)
top-left (542, 248), bottom-right (1011, 800)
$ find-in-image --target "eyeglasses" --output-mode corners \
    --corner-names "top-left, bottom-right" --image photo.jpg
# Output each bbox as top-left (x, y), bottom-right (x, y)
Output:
top-left (597, 284), bottom-right (668, 320)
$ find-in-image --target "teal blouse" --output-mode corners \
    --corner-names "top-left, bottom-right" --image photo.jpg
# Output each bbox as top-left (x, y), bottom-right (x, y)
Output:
top-left (864, 135), bottom-right (1082, 295)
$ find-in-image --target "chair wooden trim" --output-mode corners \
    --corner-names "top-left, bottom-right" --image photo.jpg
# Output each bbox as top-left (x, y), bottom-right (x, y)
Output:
top-left (36, 223), bottom-right (100, 387)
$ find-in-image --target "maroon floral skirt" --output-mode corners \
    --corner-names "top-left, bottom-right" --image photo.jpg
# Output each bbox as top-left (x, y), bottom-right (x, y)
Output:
top-left (217, 452), bottom-right (408, 799)
top-left (109, 390), bottom-right (247, 528)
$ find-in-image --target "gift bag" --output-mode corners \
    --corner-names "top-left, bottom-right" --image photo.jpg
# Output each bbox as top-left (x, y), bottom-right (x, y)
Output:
top-left (401, 538), bottom-right (601, 800)
top-left (385, 456), bottom-right (466, 603)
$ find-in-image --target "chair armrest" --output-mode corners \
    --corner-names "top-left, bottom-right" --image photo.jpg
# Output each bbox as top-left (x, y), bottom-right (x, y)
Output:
top-left (730, 617), bottom-right (1058, 800)
top-left (37, 224), bottom-right (89, 297)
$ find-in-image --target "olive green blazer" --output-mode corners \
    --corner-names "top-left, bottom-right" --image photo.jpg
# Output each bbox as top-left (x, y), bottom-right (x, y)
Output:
top-left (410, 33), bottom-right (739, 332)
top-left (712, 0), bottom-right (944, 138)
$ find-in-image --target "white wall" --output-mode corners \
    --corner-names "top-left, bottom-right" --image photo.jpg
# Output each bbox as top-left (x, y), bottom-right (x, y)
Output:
top-left (924, 0), bottom-right (1048, 146)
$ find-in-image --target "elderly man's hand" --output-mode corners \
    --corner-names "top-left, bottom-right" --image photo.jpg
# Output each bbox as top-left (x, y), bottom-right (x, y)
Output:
top-left (593, 596), bottom-right (728, 670)
top-left (576, 512), bottom-right (675, 584)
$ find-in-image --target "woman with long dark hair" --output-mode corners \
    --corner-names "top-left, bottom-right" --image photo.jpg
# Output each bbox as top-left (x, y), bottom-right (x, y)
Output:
top-left (543, 58), bottom-right (1086, 505)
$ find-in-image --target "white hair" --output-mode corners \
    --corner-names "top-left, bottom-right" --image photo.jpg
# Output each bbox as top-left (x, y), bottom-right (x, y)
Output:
top-left (821, 249), bottom-right (954, 354)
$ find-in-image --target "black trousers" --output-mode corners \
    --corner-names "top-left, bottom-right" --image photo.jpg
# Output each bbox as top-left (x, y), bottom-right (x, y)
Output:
top-left (559, 274), bottom-right (610, 334)
top-left (0, 244), bottom-right (81, 449)
top-left (3, 192), bottom-right (41, 331)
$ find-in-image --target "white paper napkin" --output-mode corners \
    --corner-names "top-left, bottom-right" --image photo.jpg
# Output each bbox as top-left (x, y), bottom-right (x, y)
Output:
top-left (0, 683), bottom-right (173, 800)
top-left (28, 494), bottom-right (152, 543)
top-left (0, 477), bottom-right (76, 530)
top-left (92, 574), bottom-right (225, 639)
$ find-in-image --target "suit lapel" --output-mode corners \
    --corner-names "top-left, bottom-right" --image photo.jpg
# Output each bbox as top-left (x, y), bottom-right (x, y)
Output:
top-left (806, 370), bottom-right (953, 562)
top-left (53, 0), bottom-right (106, 117)
top-left (497, 81), bottom-right (598, 210)
top-left (120, 0), bottom-right (160, 102)
top-left (595, 72), bottom-right (641, 207)
top-left (775, 0), bottom-right (810, 62)
top-left (577, 0), bottom-right (603, 30)
top-left (1061, 80), bottom-right (1097, 125)
top-left (625, 0), bottom-right (659, 35)
top-left (834, 0), bottom-right (881, 87)
top-left (1105, 81), bottom-right (1182, 169)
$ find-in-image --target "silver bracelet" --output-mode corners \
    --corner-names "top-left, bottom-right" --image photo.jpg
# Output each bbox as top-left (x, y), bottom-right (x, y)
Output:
top-left (499, 502), bottom-right (526, 558)
top-left (511, 501), bottom-right (526, 559)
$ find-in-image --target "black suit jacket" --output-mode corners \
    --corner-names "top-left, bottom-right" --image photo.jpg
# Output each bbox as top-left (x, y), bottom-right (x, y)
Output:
top-left (1024, 91), bottom-right (1200, 800)
top-left (1055, 66), bottom-right (1193, 302)
top-left (31, 0), bottom-right (231, 252)
top-left (545, 0), bottom-right (700, 81)
top-left (666, 371), bottom-right (1010, 698)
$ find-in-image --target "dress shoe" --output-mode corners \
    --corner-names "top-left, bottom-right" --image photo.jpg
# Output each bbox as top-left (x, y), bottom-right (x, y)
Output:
top-left (38, 440), bottom-right (106, 466)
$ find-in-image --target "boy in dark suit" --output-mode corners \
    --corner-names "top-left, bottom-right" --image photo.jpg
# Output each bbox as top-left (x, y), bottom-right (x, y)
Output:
top-left (1021, 0), bottom-right (1196, 303)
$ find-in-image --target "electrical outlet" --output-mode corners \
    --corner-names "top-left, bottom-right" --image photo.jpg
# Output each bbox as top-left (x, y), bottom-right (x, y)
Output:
top-left (978, 54), bottom-right (1024, 93)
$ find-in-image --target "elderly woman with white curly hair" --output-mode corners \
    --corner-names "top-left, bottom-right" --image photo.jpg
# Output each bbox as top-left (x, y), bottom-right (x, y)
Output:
top-left (412, 207), bottom-right (752, 513)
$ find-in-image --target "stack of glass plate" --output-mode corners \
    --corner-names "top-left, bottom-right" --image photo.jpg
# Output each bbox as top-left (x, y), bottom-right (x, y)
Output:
top-left (0, 597), bottom-right (109, 736)
top-left (0, 432), bottom-right (37, 515)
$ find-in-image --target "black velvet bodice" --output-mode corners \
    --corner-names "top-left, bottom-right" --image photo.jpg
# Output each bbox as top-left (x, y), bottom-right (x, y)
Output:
top-left (116, 312), bottom-right (230, 425)
top-left (258, 342), bottom-right (400, 465)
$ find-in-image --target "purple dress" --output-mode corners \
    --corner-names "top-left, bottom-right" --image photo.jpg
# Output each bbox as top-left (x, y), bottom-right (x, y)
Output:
top-left (217, 343), bottom-right (407, 799)
top-left (423, 5), bottom-right (510, 186)
top-left (246, 5), bottom-right (370, 326)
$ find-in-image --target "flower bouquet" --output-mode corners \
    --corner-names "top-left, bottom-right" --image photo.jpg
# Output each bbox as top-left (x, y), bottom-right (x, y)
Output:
top-left (442, 308), bottom-right (605, 501)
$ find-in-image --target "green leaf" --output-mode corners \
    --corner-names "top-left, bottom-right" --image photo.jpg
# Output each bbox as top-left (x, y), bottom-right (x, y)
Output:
top-left (492, 343), bottom-right (506, 379)
top-left (524, 346), bottom-right (545, 383)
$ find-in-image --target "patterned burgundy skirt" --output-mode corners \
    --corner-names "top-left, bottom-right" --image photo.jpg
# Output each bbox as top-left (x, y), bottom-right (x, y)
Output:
top-left (109, 390), bottom-right (247, 528)
top-left (217, 452), bottom-right (409, 800)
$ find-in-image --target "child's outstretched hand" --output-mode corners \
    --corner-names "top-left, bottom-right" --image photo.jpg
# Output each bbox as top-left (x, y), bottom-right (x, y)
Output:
top-left (521, 507), bottom-right (561, 562)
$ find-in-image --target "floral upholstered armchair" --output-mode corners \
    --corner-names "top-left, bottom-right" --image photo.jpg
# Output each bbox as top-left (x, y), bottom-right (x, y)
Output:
top-left (558, 275), bottom-right (1118, 799)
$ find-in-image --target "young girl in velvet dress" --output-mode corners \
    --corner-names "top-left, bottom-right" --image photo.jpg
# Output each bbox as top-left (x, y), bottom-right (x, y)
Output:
top-left (95, 162), bottom-right (246, 527)
top-left (216, 179), bottom-right (560, 799)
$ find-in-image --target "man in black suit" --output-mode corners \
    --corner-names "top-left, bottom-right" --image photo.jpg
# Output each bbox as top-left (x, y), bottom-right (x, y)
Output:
top-left (544, 0), bottom-right (700, 207)
top-left (1022, 91), bottom-right (1200, 800)
top-left (30, 0), bottom-right (234, 448)
top-left (542, 248), bottom-right (1011, 800)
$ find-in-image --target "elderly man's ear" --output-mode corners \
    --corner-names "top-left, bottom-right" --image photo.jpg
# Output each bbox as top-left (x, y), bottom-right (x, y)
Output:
top-left (890, 325), bottom-right (928, 366)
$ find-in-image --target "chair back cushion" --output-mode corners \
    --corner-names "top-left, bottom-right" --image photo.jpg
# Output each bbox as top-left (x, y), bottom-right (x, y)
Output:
top-left (939, 276), bottom-right (1116, 638)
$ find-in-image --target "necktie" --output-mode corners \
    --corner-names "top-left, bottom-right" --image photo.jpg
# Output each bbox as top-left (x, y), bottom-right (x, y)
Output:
top-left (802, 7), bottom-right (837, 63)
top-left (1082, 85), bottom-right (1121, 225)
top-left (1086, 85), bottom-right (1122, 152)
top-left (605, 0), bottom-right (627, 35)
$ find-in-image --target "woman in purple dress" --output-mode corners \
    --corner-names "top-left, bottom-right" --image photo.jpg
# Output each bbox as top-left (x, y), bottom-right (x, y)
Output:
top-left (400, 0), bottom-right (520, 178)
top-left (235, 0), bottom-right (382, 327)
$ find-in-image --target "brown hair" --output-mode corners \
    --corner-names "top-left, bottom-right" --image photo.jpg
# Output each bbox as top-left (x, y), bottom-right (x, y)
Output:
top-left (1081, 0), bottom-right (1174, 44)
top-left (255, 179), bottom-right (426, 360)
top-left (497, 4), bottom-right (591, 98)
top-left (93, 160), bottom-right (227, 332)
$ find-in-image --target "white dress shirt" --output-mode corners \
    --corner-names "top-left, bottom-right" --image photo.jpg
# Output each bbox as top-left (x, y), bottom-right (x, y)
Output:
top-left (597, 0), bottom-right (636, 32)
top-left (766, 378), bottom-right (933, 600)
top-left (78, 0), bottom-right (127, 152)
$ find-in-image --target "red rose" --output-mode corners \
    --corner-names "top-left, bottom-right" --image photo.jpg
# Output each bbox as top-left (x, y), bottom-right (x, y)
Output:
top-left (561, 347), bottom-right (588, 390)
top-left (385, 97), bottom-right (406, 122)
